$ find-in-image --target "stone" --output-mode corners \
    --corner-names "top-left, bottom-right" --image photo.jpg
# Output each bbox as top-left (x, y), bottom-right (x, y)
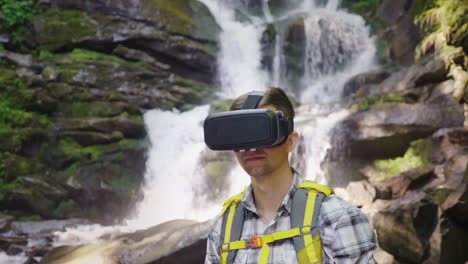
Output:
top-left (0, 214), bottom-right (14, 233)
top-left (11, 219), bottom-right (88, 236)
top-left (59, 148), bottom-right (145, 224)
top-left (41, 219), bottom-right (211, 264)
top-left (29, 8), bottom-right (216, 81)
top-left (343, 71), bottom-right (390, 97)
top-left (374, 164), bottom-right (435, 198)
top-left (432, 128), bottom-right (468, 162)
top-left (0, 50), bottom-right (39, 69)
top-left (330, 103), bottom-right (464, 160)
top-left (343, 180), bottom-right (376, 207)
top-left (373, 192), bottom-right (438, 263)
top-left (426, 80), bottom-right (457, 104)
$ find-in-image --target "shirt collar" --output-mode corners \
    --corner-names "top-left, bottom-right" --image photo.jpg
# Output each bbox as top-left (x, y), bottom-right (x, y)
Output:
top-left (241, 168), bottom-right (303, 215)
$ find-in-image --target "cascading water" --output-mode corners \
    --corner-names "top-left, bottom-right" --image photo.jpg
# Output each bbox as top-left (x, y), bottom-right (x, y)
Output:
top-left (49, 0), bottom-right (378, 253)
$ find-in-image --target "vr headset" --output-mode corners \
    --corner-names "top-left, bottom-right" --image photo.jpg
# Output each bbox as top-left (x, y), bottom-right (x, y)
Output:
top-left (203, 91), bottom-right (294, 151)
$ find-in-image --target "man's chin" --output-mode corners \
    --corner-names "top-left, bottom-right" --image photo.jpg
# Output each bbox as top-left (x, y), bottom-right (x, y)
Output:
top-left (243, 166), bottom-right (271, 178)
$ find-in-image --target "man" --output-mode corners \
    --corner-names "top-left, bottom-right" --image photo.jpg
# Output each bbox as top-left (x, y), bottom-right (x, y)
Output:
top-left (204, 87), bottom-right (377, 264)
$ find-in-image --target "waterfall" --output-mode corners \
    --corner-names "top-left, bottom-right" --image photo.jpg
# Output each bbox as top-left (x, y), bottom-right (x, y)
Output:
top-left (50, 0), bottom-right (377, 249)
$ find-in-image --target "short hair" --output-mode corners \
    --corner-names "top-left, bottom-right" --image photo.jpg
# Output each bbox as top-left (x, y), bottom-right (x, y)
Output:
top-left (230, 87), bottom-right (295, 129)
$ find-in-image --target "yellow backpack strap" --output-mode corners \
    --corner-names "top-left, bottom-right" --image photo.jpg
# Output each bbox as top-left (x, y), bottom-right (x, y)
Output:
top-left (219, 188), bottom-right (247, 264)
top-left (292, 180), bottom-right (334, 264)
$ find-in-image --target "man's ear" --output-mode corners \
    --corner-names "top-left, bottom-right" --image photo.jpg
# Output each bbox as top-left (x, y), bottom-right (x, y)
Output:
top-left (286, 131), bottom-right (299, 152)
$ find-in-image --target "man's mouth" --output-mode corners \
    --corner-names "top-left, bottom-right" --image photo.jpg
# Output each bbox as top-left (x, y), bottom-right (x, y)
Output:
top-left (244, 156), bottom-right (265, 162)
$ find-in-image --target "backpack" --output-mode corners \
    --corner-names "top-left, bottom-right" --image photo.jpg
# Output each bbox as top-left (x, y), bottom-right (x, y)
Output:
top-left (218, 180), bottom-right (334, 264)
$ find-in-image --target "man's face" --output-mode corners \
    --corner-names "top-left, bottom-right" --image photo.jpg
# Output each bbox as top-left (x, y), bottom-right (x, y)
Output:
top-left (234, 105), bottom-right (298, 178)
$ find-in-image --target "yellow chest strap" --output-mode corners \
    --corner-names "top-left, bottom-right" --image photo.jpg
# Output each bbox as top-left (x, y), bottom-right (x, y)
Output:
top-left (219, 180), bottom-right (334, 264)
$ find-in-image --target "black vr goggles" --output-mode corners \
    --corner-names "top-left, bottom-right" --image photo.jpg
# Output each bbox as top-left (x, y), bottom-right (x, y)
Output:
top-left (203, 91), bottom-right (294, 151)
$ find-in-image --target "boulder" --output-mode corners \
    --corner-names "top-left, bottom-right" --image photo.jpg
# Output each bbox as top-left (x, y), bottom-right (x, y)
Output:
top-left (331, 103), bottom-right (464, 159)
top-left (41, 49), bottom-right (214, 111)
top-left (343, 71), bottom-right (390, 97)
top-left (11, 219), bottom-right (88, 236)
top-left (373, 192), bottom-right (438, 263)
top-left (28, 8), bottom-right (216, 81)
top-left (0, 215), bottom-right (14, 233)
top-left (378, 55), bottom-right (448, 95)
top-left (0, 50), bottom-right (41, 70)
top-left (41, 219), bottom-right (211, 264)
top-left (374, 164), bottom-right (435, 199)
top-left (341, 180), bottom-right (376, 207)
top-left (431, 128), bottom-right (468, 163)
top-left (59, 147), bottom-right (145, 224)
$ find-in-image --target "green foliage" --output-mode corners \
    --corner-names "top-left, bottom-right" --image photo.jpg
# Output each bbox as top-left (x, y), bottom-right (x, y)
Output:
top-left (0, 0), bottom-right (39, 42)
top-left (38, 50), bottom-right (55, 62)
top-left (415, 0), bottom-right (467, 59)
top-left (0, 177), bottom-right (22, 200)
top-left (0, 100), bottom-right (33, 126)
top-left (374, 138), bottom-right (432, 180)
top-left (118, 139), bottom-right (144, 150)
top-left (349, 0), bottom-right (381, 14)
top-left (0, 58), bottom-right (16, 70)
top-left (60, 138), bottom-right (108, 160)
top-left (18, 214), bottom-right (42, 221)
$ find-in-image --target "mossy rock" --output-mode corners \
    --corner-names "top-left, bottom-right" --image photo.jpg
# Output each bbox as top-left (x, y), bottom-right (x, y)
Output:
top-left (140, 0), bottom-right (220, 41)
top-left (373, 138), bottom-right (432, 180)
top-left (31, 9), bottom-right (98, 50)
top-left (58, 101), bottom-right (126, 118)
top-left (3, 155), bottom-right (46, 181)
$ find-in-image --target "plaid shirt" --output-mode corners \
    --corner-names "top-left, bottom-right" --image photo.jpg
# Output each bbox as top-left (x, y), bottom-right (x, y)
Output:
top-left (205, 171), bottom-right (377, 264)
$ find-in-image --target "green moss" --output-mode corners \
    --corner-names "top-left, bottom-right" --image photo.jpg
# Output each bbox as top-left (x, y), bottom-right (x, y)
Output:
top-left (0, 177), bottom-right (23, 199)
top-left (33, 9), bottom-right (97, 50)
top-left (118, 139), bottom-right (145, 150)
top-left (374, 138), bottom-right (432, 180)
top-left (70, 49), bottom-right (132, 65)
top-left (60, 138), bottom-right (110, 160)
top-left (142, 0), bottom-right (193, 35)
top-left (18, 214), bottom-right (42, 221)
top-left (64, 101), bottom-right (123, 118)
top-left (4, 155), bottom-right (45, 180)
top-left (38, 50), bottom-right (55, 62)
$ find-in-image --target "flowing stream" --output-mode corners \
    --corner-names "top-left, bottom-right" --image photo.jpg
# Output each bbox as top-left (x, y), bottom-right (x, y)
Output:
top-left (48, 0), bottom-right (378, 254)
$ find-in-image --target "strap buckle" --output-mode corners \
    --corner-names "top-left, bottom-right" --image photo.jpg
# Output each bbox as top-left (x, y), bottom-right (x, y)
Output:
top-left (245, 234), bottom-right (263, 248)
top-left (221, 242), bottom-right (231, 252)
top-left (300, 225), bottom-right (312, 236)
